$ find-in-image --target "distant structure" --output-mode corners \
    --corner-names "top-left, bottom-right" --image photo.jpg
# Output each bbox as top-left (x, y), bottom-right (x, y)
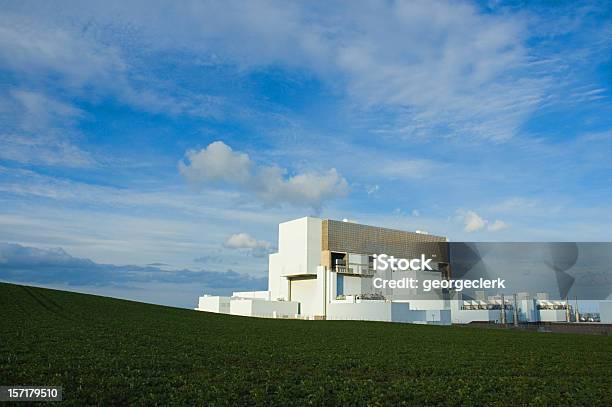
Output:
top-left (196, 216), bottom-right (586, 325)
top-left (600, 301), bottom-right (612, 323)
top-left (451, 292), bottom-right (575, 324)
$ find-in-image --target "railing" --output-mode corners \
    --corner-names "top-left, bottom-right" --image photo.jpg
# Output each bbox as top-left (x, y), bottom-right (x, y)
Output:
top-left (334, 265), bottom-right (350, 273)
top-left (333, 265), bottom-right (375, 276)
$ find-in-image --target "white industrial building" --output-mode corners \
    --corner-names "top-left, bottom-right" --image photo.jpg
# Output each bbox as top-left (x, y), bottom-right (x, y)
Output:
top-left (451, 292), bottom-right (575, 324)
top-left (197, 217), bottom-right (452, 324)
top-left (196, 216), bottom-right (579, 325)
top-left (600, 301), bottom-right (612, 323)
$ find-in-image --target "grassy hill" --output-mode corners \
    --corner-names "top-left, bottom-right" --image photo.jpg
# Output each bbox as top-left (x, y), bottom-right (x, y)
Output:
top-left (1, 282), bottom-right (611, 406)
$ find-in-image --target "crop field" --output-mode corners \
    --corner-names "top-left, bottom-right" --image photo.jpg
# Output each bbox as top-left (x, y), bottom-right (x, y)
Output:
top-left (1, 282), bottom-right (611, 406)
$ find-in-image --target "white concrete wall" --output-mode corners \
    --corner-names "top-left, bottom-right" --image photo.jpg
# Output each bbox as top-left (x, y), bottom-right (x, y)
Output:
top-left (290, 277), bottom-right (318, 316)
top-left (277, 216), bottom-right (322, 276)
top-left (327, 301), bottom-right (392, 322)
top-left (342, 275), bottom-right (364, 295)
top-left (250, 298), bottom-right (299, 318)
top-left (268, 217), bottom-right (322, 301)
top-left (600, 301), bottom-right (612, 324)
top-left (450, 300), bottom-right (573, 323)
top-left (450, 300), bottom-right (512, 323)
top-left (327, 301), bottom-right (450, 324)
top-left (451, 308), bottom-right (498, 324)
top-left (305, 217), bottom-right (323, 274)
top-left (317, 265), bottom-right (328, 317)
top-left (435, 309), bottom-right (452, 325)
top-left (229, 298), bottom-right (298, 318)
top-left (348, 253), bottom-right (368, 265)
top-left (391, 303), bottom-right (450, 324)
top-left (538, 309), bottom-right (568, 322)
top-left (196, 296), bottom-right (230, 313)
top-left (516, 299), bottom-right (537, 322)
top-left (403, 299), bottom-right (447, 310)
top-left (232, 290), bottom-right (270, 300)
top-left (268, 253), bottom-right (289, 301)
top-left (326, 266), bottom-right (337, 302)
top-left (390, 302), bottom-right (417, 323)
top-left (229, 298), bottom-right (253, 316)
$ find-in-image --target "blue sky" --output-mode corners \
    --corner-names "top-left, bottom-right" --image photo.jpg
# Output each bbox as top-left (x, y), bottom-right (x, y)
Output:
top-left (0, 0), bottom-right (611, 307)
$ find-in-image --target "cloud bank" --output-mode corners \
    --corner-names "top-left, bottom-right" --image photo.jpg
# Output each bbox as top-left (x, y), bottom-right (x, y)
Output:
top-left (0, 0), bottom-right (556, 141)
top-left (0, 242), bottom-right (267, 291)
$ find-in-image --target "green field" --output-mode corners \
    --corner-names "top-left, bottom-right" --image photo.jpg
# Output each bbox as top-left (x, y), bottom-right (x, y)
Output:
top-left (1, 282), bottom-right (611, 406)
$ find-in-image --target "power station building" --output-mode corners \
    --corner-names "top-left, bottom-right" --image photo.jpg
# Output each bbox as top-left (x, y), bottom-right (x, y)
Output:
top-left (198, 216), bottom-right (452, 324)
top-left (196, 216), bottom-right (576, 325)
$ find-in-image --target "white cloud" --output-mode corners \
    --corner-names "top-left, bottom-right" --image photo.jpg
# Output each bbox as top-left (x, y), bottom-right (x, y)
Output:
top-left (0, 11), bottom-right (223, 118)
top-left (0, 133), bottom-right (92, 167)
top-left (224, 233), bottom-right (273, 258)
top-left (488, 219), bottom-right (508, 231)
top-left (0, 89), bottom-right (93, 167)
top-left (179, 141), bottom-right (349, 211)
top-left (0, 0), bottom-right (554, 140)
top-left (224, 233), bottom-right (270, 250)
top-left (224, 234), bottom-right (272, 258)
top-left (392, 207), bottom-right (422, 219)
top-left (0, 165), bottom-right (304, 270)
top-left (178, 141), bottom-right (252, 184)
top-left (0, 12), bottom-right (125, 87)
top-left (463, 210), bottom-right (487, 232)
top-left (377, 159), bottom-right (439, 179)
top-left (458, 209), bottom-right (508, 233)
top-left (7, 90), bottom-right (84, 130)
top-left (366, 184), bottom-right (379, 195)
